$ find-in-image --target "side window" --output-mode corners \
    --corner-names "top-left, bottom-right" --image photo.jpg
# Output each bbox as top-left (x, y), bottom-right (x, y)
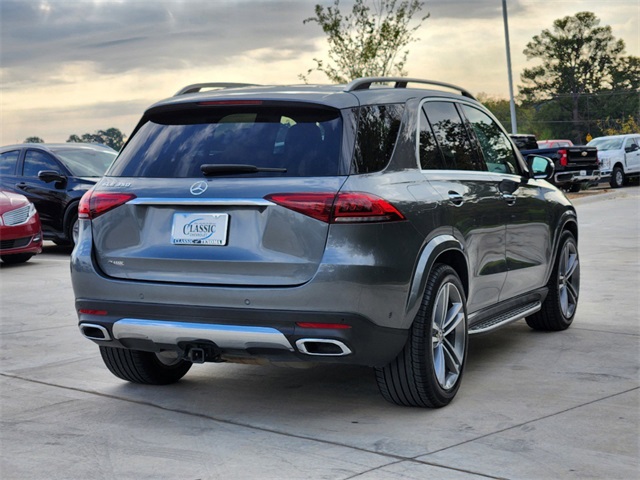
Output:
top-left (0, 150), bottom-right (20, 175)
top-left (23, 150), bottom-right (62, 177)
top-left (462, 105), bottom-right (521, 175)
top-left (422, 102), bottom-right (481, 171)
top-left (419, 110), bottom-right (447, 169)
top-left (353, 104), bottom-right (404, 174)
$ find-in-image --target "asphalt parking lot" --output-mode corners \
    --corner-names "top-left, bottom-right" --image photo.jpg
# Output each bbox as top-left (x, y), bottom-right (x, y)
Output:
top-left (1, 187), bottom-right (638, 480)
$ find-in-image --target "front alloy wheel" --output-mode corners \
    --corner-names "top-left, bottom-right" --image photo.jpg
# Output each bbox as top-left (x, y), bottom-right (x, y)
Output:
top-left (527, 231), bottom-right (580, 331)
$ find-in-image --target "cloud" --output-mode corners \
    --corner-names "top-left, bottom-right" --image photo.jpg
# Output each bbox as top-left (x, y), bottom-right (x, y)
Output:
top-left (1, 0), bottom-right (321, 84)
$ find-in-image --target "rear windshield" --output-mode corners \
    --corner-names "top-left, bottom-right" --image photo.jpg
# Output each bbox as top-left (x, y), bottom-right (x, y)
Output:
top-left (51, 147), bottom-right (116, 177)
top-left (109, 105), bottom-right (343, 178)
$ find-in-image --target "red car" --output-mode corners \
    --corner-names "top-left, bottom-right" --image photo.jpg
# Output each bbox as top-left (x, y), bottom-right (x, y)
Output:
top-left (0, 190), bottom-right (43, 264)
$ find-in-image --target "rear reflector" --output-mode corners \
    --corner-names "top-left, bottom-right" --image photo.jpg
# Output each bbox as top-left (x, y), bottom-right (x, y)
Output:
top-left (78, 190), bottom-right (136, 220)
top-left (265, 192), bottom-right (405, 224)
top-left (79, 309), bottom-right (108, 316)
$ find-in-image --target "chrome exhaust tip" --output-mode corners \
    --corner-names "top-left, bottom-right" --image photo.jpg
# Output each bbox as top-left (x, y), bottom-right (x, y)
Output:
top-left (79, 323), bottom-right (111, 341)
top-left (295, 338), bottom-right (352, 356)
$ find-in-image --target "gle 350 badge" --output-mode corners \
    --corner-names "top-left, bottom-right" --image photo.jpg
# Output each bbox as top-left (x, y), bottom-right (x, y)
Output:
top-left (171, 213), bottom-right (229, 245)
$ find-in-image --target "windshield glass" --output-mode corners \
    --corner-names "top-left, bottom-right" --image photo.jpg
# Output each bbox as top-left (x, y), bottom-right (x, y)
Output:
top-left (52, 147), bottom-right (116, 177)
top-left (109, 105), bottom-right (344, 178)
top-left (587, 138), bottom-right (623, 151)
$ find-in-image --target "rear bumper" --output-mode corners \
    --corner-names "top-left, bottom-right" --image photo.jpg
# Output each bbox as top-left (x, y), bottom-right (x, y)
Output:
top-left (76, 299), bottom-right (409, 367)
top-left (554, 169), bottom-right (601, 185)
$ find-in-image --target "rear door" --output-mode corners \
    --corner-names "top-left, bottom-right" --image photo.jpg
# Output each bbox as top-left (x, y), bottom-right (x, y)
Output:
top-left (16, 149), bottom-right (69, 234)
top-left (419, 100), bottom-right (508, 314)
top-left (623, 136), bottom-right (640, 174)
top-left (92, 103), bottom-right (348, 287)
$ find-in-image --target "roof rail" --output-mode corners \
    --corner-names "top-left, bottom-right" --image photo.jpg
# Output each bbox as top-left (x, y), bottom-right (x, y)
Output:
top-left (345, 77), bottom-right (475, 100)
top-left (174, 83), bottom-right (260, 96)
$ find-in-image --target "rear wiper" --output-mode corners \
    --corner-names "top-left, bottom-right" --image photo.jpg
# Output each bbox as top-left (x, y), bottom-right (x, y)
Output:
top-left (200, 164), bottom-right (287, 176)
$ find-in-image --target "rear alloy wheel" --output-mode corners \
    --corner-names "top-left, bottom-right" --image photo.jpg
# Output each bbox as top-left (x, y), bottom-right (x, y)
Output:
top-left (609, 166), bottom-right (624, 188)
top-left (99, 346), bottom-right (192, 385)
top-left (526, 231), bottom-right (580, 331)
top-left (375, 264), bottom-right (468, 408)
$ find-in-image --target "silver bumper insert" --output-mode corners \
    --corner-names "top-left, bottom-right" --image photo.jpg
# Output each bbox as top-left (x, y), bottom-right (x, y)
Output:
top-left (112, 319), bottom-right (294, 351)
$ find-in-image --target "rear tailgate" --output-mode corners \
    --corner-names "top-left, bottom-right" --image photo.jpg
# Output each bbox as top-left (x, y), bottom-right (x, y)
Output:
top-left (91, 177), bottom-right (346, 286)
top-left (565, 146), bottom-right (599, 168)
top-left (89, 101), bottom-right (350, 287)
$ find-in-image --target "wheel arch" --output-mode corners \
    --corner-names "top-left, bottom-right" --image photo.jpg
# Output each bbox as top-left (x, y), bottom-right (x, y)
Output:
top-left (404, 235), bottom-right (469, 327)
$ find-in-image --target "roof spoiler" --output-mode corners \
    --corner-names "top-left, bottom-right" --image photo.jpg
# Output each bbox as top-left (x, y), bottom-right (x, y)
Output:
top-left (174, 83), bottom-right (261, 96)
top-left (344, 77), bottom-right (476, 100)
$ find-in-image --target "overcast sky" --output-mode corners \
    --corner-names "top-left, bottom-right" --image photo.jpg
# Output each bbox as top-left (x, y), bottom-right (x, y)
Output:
top-left (1, 0), bottom-right (638, 145)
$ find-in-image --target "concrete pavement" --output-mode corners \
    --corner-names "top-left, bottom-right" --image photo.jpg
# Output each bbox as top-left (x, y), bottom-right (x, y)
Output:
top-left (1, 187), bottom-right (638, 479)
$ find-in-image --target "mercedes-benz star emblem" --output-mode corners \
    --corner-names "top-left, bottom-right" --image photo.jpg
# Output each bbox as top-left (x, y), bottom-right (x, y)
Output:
top-left (190, 181), bottom-right (208, 196)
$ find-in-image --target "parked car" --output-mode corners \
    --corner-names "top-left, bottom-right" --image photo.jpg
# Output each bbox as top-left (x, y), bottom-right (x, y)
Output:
top-left (0, 190), bottom-right (42, 264)
top-left (510, 134), bottom-right (599, 192)
top-left (587, 134), bottom-right (640, 188)
top-left (537, 139), bottom-right (574, 148)
top-left (0, 143), bottom-right (117, 245)
top-left (71, 78), bottom-right (580, 408)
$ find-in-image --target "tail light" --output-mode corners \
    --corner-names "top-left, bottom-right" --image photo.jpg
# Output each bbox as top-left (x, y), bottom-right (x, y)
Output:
top-left (558, 149), bottom-right (568, 166)
top-left (265, 192), bottom-right (405, 224)
top-left (78, 190), bottom-right (136, 220)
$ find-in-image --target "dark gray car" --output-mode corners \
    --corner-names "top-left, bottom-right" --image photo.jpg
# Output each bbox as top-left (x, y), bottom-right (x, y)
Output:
top-left (71, 78), bottom-right (580, 408)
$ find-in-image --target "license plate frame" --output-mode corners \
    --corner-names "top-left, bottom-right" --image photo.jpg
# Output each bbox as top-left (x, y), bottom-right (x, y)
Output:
top-left (171, 213), bottom-right (229, 246)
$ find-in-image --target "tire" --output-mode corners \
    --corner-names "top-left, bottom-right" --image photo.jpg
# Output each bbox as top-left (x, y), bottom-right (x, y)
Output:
top-left (526, 231), bottom-right (580, 331)
top-left (1, 253), bottom-right (34, 264)
top-left (568, 183), bottom-right (581, 193)
top-left (67, 211), bottom-right (79, 245)
top-left (99, 346), bottom-right (192, 385)
top-left (609, 166), bottom-right (624, 188)
top-left (375, 264), bottom-right (468, 408)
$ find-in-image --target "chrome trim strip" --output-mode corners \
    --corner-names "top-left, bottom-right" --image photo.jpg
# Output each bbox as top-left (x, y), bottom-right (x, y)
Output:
top-left (295, 338), bottom-right (352, 356)
top-left (129, 198), bottom-right (272, 207)
top-left (79, 323), bottom-right (111, 341)
top-left (112, 319), bottom-right (294, 351)
top-left (468, 302), bottom-right (541, 335)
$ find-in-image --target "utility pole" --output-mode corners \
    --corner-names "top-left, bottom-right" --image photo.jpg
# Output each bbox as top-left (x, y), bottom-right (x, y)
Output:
top-left (502, 0), bottom-right (518, 134)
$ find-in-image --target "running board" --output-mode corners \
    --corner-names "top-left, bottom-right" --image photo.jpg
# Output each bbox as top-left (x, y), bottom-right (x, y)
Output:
top-left (469, 301), bottom-right (541, 335)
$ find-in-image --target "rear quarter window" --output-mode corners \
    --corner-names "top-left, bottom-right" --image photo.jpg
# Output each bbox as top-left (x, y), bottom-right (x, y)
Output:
top-left (352, 104), bottom-right (404, 174)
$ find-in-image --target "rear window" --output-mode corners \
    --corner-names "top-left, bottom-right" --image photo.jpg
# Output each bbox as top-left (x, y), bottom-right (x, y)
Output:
top-left (109, 105), bottom-right (343, 178)
top-left (51, 148), bottom-right (116, 177)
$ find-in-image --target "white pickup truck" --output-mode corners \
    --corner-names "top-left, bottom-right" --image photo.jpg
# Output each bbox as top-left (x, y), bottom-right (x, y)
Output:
top-left (587, 134), bottom-right (640, 188)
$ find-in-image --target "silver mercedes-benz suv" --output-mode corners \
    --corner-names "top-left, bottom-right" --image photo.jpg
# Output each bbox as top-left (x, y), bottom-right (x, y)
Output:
top-left (71, 78), bottom-right (580, 408)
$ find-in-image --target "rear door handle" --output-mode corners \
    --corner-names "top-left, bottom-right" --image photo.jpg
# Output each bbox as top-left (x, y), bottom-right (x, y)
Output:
top-left (448, 191), bottom-right (464, 207)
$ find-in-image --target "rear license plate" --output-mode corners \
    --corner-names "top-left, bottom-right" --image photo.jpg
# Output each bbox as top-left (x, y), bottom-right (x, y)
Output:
top-left (580, 170), bottom-right (587, 176)
top-left (171, 213), bottom-right (229, 245)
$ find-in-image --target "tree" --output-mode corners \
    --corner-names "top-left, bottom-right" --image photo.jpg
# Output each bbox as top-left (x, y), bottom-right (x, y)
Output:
top-left (24, 136), bottom-right (44, 143)
top-left (301, 0), bottom-right (429, 83)
top-left (67, 128), bottom-right (125, 150)
top-left (476, 93), bottom-right (538, 136)
top-left (519, 12), bottom-right (639, 142)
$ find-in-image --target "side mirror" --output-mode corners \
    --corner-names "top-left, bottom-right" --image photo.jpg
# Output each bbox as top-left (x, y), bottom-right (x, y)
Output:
top-left (38, 170), bottom-right (67, 184)
top-left (625, 144), bottom-right (639, 153)
top-left (526, 155), bottom-right (555, 180)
